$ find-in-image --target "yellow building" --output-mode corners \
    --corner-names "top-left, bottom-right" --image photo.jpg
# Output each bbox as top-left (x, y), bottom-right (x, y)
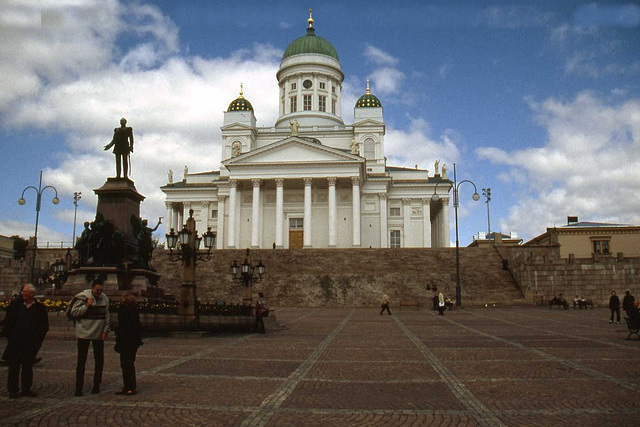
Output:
top-left (0, 235), bottom-right (15, 259)
top-left (523, 217), bottom-right (640, 258)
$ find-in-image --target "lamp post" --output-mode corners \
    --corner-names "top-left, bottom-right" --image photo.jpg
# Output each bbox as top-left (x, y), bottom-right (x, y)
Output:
top-left (72, 192), bottom-right (82, 245)
top-left (482, 188), bottom-right (491, 241)
top-left (231, 248), bottom-right (265, 304)
top-left (18, 170), bottom-right (60, 284)
top-left (51, 258), bottom-right (67, 297)
top-left (165, 209), bottom-right (216, 323)
top-left (452, 163), bottom-right (480, 307)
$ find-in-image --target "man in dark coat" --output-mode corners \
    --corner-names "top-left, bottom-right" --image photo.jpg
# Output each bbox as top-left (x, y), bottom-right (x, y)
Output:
top-left (114, 294), bottom-right (142, 395)
top-left (104, 117), bottom-right (134, 178)
top-left (609, 290), bottom-right (621, 324)
top-left (622, 291), bottom-right (636, 317)
top-left (2, 284), bottom-right (49, 398)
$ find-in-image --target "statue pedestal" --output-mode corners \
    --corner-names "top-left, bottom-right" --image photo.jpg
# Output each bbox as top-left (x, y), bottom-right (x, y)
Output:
top-left (94, 178), bottom-right (145, 249)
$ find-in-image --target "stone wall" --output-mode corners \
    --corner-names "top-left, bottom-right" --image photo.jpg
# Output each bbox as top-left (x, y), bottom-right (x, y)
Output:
top-left (498, 245), bottom-right (640, 306)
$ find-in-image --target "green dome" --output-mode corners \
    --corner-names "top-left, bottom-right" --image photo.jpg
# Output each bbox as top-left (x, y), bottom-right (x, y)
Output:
top-left (228, 96), bottom-right (253, 112)
top-left (355, 80), bottom-right (382, 108)
top-left (283, 27), bottom-right (339, 61)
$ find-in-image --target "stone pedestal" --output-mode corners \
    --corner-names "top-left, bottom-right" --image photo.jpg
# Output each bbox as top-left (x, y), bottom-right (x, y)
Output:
top-left (94, 178), bottom-right (145, 249)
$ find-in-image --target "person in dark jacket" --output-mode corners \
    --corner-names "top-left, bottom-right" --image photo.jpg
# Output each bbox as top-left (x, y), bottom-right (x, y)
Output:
top-left (2, 284), bottom-right (48, 398)
top-left (609, 290), bottom-right (621, 324)
top-left (622, 291), bottom-right (635, 317)
top-left (114, 294), bottom-right (142, 396)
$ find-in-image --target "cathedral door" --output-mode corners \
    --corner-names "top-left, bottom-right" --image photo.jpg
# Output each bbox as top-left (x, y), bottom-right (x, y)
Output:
top-left (289, 230), bottom-right (303, 249)
top-left (289, 218), bottom-right (304, 249)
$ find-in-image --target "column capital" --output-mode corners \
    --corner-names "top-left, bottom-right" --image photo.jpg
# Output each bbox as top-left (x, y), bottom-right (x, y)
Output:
top-left (378, 193), bottom-right (388, 201)
top-left (440, 196), bottom-right (450, 204)
top-left (327, 176), bottom-right (337, 186)
top-left (229, 179), bottom-right (238, 189)
top-left (200, 201), bottom-right (209, 207)
top-left (252, 178), bottom-right (262, 188)
top-left (184, 201), bottom-right (192, 209)
top-left (217, 195), bottom-right (226, 201)
top-left (422, 198), bottom-right (431, 205)
top-left (351, 176), bottom-right (361, 186)
top-left (304, 177), bottom-right (313, 186)
top-left (275, 178), bottom-right (284, 187)
top-left (402, 198), bottom-right (412, 205)
top-left (165, 201), bottom-right (173, 208)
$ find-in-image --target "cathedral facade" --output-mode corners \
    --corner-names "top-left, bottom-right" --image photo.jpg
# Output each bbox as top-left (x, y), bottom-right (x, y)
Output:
top-left (161, 13), bottom-right (452, 250)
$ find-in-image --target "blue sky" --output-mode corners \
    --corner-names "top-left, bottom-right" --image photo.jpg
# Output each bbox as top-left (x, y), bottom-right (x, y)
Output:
top-left (1, 0), bottom-right (639, 248)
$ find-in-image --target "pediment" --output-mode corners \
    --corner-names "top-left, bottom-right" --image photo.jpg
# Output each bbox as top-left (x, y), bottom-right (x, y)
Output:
top-left (353, 118), bottom-right (385, 127)
top-left (221, 123), bottom-right (254, 131)
top-left (223, 137), bottom-right (362, 166)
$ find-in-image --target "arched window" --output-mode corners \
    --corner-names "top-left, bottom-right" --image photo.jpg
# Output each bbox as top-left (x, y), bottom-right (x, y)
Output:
top-left (364, 138), bottom-right (375, 159)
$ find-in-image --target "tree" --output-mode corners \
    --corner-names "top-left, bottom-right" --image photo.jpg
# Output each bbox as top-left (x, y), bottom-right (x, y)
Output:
top-left (12, 235), bottom-right (28, 260)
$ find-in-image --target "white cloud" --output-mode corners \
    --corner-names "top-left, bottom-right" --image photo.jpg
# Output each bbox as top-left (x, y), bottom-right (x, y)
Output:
top-left (477, 92), bottom-right (640, 239)
top-left (364, 44), bottom-right (399, 66)
top-left (385, 118), bottom-right (460, 172)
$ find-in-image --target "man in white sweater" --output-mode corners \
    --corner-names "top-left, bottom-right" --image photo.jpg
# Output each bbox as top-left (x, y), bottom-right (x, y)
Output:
top-left (69, 278), bottom-right (110, 396)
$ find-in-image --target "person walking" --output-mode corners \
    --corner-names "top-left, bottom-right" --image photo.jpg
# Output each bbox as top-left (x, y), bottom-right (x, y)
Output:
top-left (114, 294), bottom-right (142, 396)
top-left (437, 290), bottom-right (445, 316)
top-left (255, 293), bottom-right (267, 333)
top-left (380, 294), bottom-right (392, 315)
top-left (609, 290), bottom-right (621, 324)
top-left (69, 277), bottom-right (110, 396)
top-left (622, 291), bottom-right (635, 318)
top-left (1, 284), bottom-right (48, 398)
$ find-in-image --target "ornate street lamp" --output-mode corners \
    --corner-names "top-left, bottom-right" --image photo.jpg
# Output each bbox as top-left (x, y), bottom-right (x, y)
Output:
top-left (18, 170), bottom-right (60, 283)
top-left (165, 209), bottom-right (216, 322)
top-left (231, 248), bottom-right (265, 304)
top-left (452, 163), bottom-right (480, 307)
top-left (72, 192), bottom-right (82, 245)
top-left (51, 258), bottom-right (67, 296)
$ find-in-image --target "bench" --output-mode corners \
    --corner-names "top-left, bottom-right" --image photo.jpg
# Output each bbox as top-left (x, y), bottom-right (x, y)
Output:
top-left (399, 300), bottom-right (420, 311)
top-left (624, 317), bottom-right (640, 340)
top-left (549, 299), bottom-right (569, 310)
top-left (573, 300), bottom-right (594, 309)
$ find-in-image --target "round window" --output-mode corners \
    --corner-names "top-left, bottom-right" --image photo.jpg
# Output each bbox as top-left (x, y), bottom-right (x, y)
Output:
top-left (303, 79), bottom-right (313, 89)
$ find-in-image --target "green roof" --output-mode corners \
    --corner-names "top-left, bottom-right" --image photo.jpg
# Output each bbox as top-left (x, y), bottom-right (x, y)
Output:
top-left (355, 93), bottom-right (382, 108)
top-left (282, 28), bottom-right (339, 60)
top-left (228, 96), bottom-right (253, 112)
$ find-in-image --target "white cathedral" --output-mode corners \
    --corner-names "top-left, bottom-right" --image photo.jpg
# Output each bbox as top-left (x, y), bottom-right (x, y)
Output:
top-left (162, 12), bottom-right (452, 250)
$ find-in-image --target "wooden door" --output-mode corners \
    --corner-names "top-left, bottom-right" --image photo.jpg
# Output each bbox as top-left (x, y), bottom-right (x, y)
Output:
top-left (289, 230), bottom-right (303, 249)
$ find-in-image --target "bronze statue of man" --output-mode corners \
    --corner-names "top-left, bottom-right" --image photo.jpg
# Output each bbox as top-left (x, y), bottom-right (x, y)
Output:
top-left (104, 118), bottom-right (134, 178)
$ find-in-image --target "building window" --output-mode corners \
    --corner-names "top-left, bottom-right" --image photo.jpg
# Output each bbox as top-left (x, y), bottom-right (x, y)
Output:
top-left (290, 96), bottom-right (297, 113)
top-left (319, 95), bottom-right (326, 112)
top-left (211, 210), bottom-right (218, 219)
top-left (364, 138), bottom-right (375, 159)
top-left (303, 94), bottom-right (312, 111)
top-left (319, 82), bottom-right (326, 90)
top-left (390, 230), bottom-right (401, 248)
top-left (593, 240), bottom-right (610, 254)
top-left (289, 218), bottom-right (304, 229)
top-left (331, 99), bottom-right (336, 114)
top-left (331, 86), bottom-right (336, 94)
top-left (291, 82), bottom-right (296, 90)
top-left (389, 207), bottom-right (401, 217)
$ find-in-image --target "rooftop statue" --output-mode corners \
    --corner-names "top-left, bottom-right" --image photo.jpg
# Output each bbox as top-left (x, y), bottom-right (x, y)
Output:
top-left (104, 118), bottom-right (134, 179)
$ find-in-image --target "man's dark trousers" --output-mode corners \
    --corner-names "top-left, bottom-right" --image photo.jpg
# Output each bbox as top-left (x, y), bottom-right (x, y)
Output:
top-left (76, 339), bottom-right (104, 390)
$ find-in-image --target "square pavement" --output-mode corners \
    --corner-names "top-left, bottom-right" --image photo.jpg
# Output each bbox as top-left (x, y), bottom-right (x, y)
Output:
top-left (1, 307), bottom-right (639, 426)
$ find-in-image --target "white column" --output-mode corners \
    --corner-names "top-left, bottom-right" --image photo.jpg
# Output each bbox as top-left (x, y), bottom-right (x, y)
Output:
top-left (352, 177), bottom-right (361, 247)
top-left (327, 177), bottom-right (337, 247)
top-left (165, 202), bottom-right (173, 232)
top-left (441, 197), bottom-right (450, 247)
top-left (227, 180), bottom-right (237, 248)
top-left (275, 178), bottom-right (284, 248)
top-left (379, 193), bottom-right (388, 248)
top-left (217, 196), bottom-right (225, 249)
top-left (251, 178), bottom-right (261, 248)
top-left (176, 206), bottom-right (183, 230)
top-left (422, 198), bottom-right (432, 248)
top-left (183, 202), bottom-right (192, 225)
top-left (402, 199), bottom-right (412, 247)
top-left (303, 178), bottom-right (312, 248)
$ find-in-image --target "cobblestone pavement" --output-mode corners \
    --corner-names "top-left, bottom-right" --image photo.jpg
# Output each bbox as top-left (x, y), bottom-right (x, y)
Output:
top-left (1, 307), bottom-right (639, 426)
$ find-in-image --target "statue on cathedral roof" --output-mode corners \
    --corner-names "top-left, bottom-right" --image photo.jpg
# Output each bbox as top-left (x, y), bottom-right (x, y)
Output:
top-left (289, 119), bottom-right (299, 136)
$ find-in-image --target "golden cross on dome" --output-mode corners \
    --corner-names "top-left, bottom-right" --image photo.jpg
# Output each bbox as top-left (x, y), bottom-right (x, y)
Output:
top-left (366, 79), bottom-right (371, 94)
top-left (308, 8), bottom-right (314, 28)
top-left (239, 82), bottom-right (244, 98)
